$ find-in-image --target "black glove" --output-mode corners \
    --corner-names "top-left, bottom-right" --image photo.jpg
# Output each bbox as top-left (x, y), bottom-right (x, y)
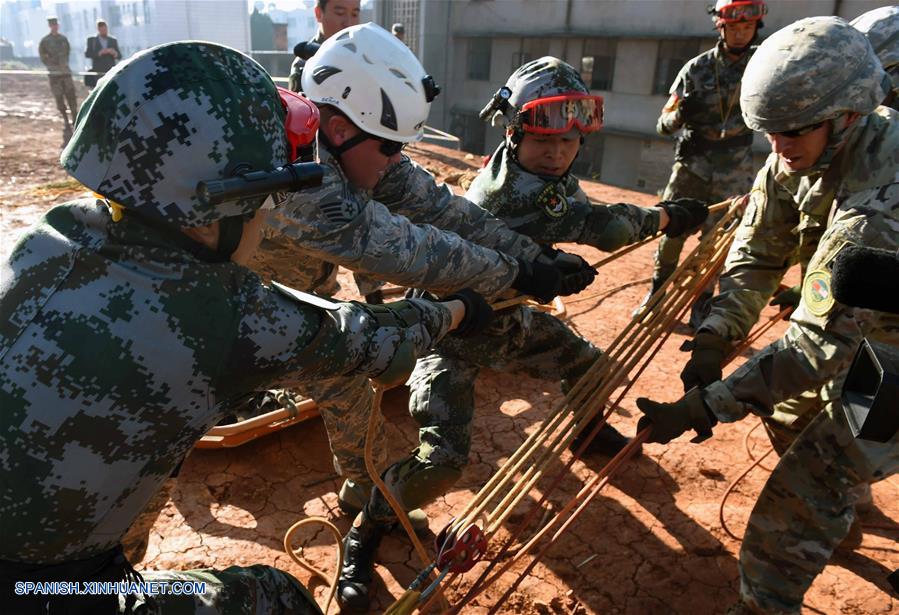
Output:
top-left (445, 288), bottom-right (493, 337)
top-left (769, 285), bottom-right (801, 310)
top-left (511, 257), bottom-right (562, 303)
top-left (680, 331), bottom-right (729, 392)
top-left (678, 93), bottom-right (702, 123)
top-left (538, 247), bottom-right (598, 296)
top-left (659, 197), bottom-right (709, 238)
top-left (636, 388), bottom-right (717, 444)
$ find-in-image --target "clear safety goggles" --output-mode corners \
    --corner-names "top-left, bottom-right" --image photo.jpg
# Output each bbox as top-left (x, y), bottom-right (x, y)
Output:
top-left (518, 94), bottom-right (604, 135)
top-left (278, 87), bottom-right (319, 162)
top-left (717, 1), bottom-right (767, 23)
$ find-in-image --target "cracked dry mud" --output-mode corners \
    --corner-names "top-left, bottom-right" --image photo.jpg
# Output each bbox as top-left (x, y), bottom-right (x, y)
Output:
top-left (2, 74), bottom-right (897, 614)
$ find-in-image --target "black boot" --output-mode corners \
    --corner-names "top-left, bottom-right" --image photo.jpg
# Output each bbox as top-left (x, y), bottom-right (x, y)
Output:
top-left (571, 417), bottom-right (641, 458)
top-left (338, 509), bottom-right (388, 613)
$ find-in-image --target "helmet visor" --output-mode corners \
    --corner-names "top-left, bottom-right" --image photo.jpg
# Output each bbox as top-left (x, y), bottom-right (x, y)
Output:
top-left (717, 1), bottom-right (766, 23)
top-left (518, 94), bottom-right (604, 135)
top-left (278, 87), bottom-right (320, 162)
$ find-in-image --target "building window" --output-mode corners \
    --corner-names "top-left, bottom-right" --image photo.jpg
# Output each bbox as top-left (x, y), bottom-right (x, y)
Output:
top-left (512, 37), bottom-right (551, 72)
top-left (581, 38), bottom-right (616, 91)
top-left (467, 38), bottom-right (491, 81)
top-left (108, 5), bottom-right (122, 28)
top-left (451, 111), bottom-right (487, 155)
top-left (653, 39), bottom-right (701, 95)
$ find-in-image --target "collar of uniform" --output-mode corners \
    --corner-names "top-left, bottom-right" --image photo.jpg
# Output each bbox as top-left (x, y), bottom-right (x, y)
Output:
top-left (713, 39), bottom-right (752, 66)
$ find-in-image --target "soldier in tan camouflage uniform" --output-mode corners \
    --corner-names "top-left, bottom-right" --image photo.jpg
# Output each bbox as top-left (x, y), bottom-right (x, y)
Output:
top-left (38, 16), bottom-right (78, 142)
top-left (635, 17), bottom-right (899, 614)
top-left (852, 5), bottom-right (899, 111)
top-left (643, 0), bottom-right (766, 327)
top-left (0, 41), bottom-right (490, 614)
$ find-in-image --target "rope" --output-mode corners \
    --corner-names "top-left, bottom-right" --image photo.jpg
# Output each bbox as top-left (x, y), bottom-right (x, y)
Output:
top-left (718, 447), bottom-right (775, 541)
top-left (283, 517), bottom-right (343, 614)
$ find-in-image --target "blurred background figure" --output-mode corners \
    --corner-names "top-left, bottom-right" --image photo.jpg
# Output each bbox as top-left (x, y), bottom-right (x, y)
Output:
top-left (84, 19), bottom-right (120, 90)
top-left (38, 16), bottom-right (77, 143)
top-left (391, 22), bottom-right (405, 42)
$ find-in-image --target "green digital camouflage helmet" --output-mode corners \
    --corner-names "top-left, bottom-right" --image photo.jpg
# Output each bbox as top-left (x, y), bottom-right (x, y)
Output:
top-left (851, 6), bottom-right (899, 94)
top-left (61, 41), bottom-right (288, 227)
top-left (487, 56), bottom-right (590, 128)
top-left (740, 16), bottom-right (890, 133)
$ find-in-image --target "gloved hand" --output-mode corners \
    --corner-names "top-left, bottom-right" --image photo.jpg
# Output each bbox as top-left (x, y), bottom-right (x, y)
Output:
top-left (511, 257), bottom-right (562, 303)
top-left (678, 93), bottom-right (703, 123)
top-left (636, 388), bottom-right (717, 444)
top-left (538, 247), bottom-right (598, 296)
top-left (659, 198), bottom-right (709, 237)
top-left (769, 285), bottom-right (801, 310)
top-left (445, 288), bottom-right (493, 337)
top-left (680, 331), bottom-right (729, 392)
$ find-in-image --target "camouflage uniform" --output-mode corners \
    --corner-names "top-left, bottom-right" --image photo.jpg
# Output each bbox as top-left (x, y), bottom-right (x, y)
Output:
top-left (38, 31), bottom-right (78, 125)
top-left (287, 31), bottom-right (325, 94)
top-left (0, 42), bottom-right (460, 614)
top-left (252, 150), bottom-right (542, 483)
top-left (695, 19), bottom-right (899, 613)
top-left (653, 41), bottom-right (756, 298)
top-left (852, 5), bottom-right (899, 111)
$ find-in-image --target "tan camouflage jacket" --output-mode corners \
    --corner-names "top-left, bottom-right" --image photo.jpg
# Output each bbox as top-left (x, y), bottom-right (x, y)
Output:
top-left (260, 146), bottom-right (541, 298)
top-left (702, 108), bottom-right (899, 422)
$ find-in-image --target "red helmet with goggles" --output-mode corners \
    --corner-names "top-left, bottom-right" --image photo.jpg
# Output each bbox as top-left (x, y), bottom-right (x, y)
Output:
top-left (517, 93), bottom-right (603, 135)
top-left (710, 0), bottom-right (767, 27)
top-left (278, 87), bottom-right (319, 162)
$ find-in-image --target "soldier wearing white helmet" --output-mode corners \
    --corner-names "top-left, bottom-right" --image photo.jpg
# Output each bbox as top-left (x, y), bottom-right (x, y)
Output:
top-left (634, 17), bottom-right (899, 614)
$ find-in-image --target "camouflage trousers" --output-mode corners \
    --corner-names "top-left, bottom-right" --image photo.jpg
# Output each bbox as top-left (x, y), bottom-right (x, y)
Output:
top-left (739, 403), bottom-right (899, 614)
top-left (366, 307), bottom-right (601, 522)
top-left (653, 159), bottom-right (754, 283)
top-left (124, 565), bottom-right (321, 614)
top-left (48, 74), bottom-right (77, 124)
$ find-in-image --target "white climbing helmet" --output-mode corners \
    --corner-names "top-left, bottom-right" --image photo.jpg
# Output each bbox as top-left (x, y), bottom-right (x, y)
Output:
top-left (301, 22), bottom-right (440, 142)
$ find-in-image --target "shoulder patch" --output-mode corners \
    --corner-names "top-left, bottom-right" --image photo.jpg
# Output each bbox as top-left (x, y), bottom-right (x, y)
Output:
top-left (802, 269), bottom-right (835, 316)
top-left (536, 181), bottom-right (568, 218)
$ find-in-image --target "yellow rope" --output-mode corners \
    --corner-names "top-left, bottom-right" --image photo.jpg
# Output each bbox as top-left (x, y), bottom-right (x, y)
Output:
top-left (283, 517), bottom-right (343, 614)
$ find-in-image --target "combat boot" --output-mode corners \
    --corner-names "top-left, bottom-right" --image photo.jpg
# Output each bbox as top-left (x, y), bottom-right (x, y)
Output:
top-left (338, 478), bottom-right (430, 534)
top-left (570, 417), bottom-right (641, 458)
top-left (337, 509), bottom-right (388, 613)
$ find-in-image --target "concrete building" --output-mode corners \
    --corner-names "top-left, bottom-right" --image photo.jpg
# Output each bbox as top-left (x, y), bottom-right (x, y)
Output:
top-left (374, 0), bottom-right (891, 193)
top-left (1, 0), bottom-right (251, 71)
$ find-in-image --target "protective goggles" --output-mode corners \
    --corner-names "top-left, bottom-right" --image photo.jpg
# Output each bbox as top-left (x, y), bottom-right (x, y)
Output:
top-left (770, 120), bottom-right (825, 138)
top-left (517, 94), bottom-right (604, 135)
top-left (372, 136), bottom-right (406, 157)
top-left (278, 87), bottom-right (320, 162)
top-left (716, 1), bottom-right (766, 23)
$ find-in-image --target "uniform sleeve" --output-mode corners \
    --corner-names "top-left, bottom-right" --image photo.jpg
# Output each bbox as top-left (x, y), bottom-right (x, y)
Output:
top-left (699, 162), bottom-right (799, 341)
top-left (39, 39), bottom-right (49, 66)
top-left (702, 184), bottom-right (899, 423)
top-left (221, 278), bottom-right (454, 396)
top-left (265, 164), bottom-right (520, 297)
top-left (657, 65), bottom-right (689, 136)
top-left (373, 156), bottom-right (543, 261)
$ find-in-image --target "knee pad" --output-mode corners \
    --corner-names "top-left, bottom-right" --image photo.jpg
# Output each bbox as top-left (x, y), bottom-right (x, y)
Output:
top-left (382, 455), bottom-right (463, 512)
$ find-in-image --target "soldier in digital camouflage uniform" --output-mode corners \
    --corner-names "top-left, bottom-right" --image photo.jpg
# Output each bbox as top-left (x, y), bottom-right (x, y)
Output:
top-left (643, 0), bottom-right (766, 327)
top-left (635, 17), bottom-right (899, 614)
top-left (852, 5), bottom-right (899, 111)
top-left (247, 26), bottom-right (597, 612)
top-left (0, 40), bottom-right (483, 615)
top-left (383, 56), bottom-right (710, 527)
top-left (287, 0), bottom-right (358, 95)
top-left (38, 16), bottom-right (78, 142)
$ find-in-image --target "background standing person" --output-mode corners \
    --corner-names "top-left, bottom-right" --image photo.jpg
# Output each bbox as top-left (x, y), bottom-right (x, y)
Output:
top-left (84, 19), bottom-right (120, 89)
top-left (38, 16), bottom-right (77, 143)
top-left (287, 0), bottom-right (360, 93)
top-left (640, 0), bottom-right (766, 327)
top-left (391, 22), bottom-right (405, 42)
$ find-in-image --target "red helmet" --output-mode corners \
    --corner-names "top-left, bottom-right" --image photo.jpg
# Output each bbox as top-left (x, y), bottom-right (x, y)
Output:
top-left (710, 0), bottom-right (767, 28)
top-left (278, 87), bottom-right (319, 162)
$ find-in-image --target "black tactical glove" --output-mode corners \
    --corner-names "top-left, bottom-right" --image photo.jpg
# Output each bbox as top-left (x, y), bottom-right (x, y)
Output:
top-left (678, 93), bottom-right (703, 123)
top-left (769, 285), bottom-right (801, 310)
top-left (511, 257), bottom-right (563, 303)
top-left (659, 198), bottom-right (709, 237)
top-left (636, 388), bottom-right (717, 444)
top-left (680, 331), bottom-right (730, 392)
top-left (445, 288), bottom-right (493, 337)
top-left (538, 247), bottom-right (598, 296)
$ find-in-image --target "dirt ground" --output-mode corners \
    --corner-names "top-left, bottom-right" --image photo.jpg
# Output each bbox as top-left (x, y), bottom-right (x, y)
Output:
top-left (2, 73), bottom-right (897, 615)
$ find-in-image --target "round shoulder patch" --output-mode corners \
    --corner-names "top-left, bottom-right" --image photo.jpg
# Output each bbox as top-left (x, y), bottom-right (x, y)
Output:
top-left (802, 269), bottom-right (835, 316)
top-left (536, 181), bottom-right (568, 218)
